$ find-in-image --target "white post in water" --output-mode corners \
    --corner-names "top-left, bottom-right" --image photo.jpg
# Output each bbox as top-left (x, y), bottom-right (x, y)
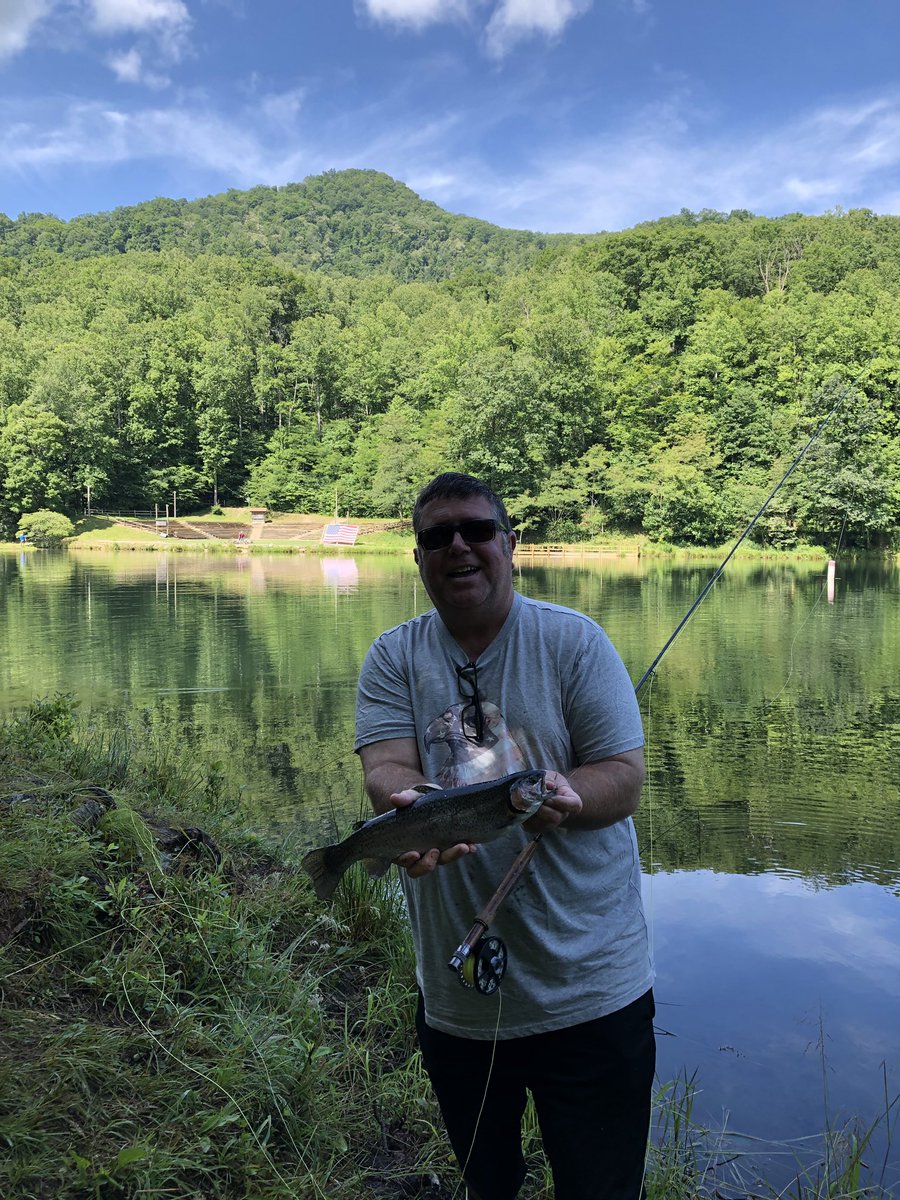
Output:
top-left (827, 559), bottom-right (836, 604)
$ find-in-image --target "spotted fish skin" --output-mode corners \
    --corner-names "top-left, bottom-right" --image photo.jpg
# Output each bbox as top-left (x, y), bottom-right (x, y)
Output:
top-left (301, 769), bottom-right (548, 901)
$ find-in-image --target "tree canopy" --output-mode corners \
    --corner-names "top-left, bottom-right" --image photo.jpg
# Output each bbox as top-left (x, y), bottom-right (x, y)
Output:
top-left (0, 170), bottom-right (559, 282)
top-left (0, 174), bottom-right (898, 548)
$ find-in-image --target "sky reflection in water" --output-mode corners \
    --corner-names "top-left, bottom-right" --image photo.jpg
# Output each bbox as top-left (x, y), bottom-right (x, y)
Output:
top-left (650, 869), bottom-right (899, 1187)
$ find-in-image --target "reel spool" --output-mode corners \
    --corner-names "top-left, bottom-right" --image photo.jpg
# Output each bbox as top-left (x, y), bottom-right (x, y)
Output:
top-left (458, 935), bottom-right (507, 996)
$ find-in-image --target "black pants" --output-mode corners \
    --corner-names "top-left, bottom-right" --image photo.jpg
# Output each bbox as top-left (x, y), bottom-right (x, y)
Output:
top-left (416, 990), bottom-right (656, 1200)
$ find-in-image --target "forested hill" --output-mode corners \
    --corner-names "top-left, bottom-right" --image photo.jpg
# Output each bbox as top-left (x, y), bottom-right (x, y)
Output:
top-left (0, 169), bottom-right (562, 281)
top-left (0, 185), bottom-right (898, 549)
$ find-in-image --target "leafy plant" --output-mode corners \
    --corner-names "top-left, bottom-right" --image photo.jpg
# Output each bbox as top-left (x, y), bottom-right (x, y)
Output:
top-left (16, 509), bottom-right (75, 546)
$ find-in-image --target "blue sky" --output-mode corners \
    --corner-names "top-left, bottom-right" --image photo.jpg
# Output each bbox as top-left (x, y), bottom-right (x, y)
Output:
top-left (2, 0), bottom-right (900, 233)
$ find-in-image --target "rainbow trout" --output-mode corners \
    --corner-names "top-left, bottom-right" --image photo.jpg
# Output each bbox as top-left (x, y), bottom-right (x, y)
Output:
top-left (302, 769), bottom-right (549, 901)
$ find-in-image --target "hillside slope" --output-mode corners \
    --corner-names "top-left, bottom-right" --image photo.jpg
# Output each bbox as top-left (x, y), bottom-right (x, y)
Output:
top-left (0, 169), bottom-right (569, 281)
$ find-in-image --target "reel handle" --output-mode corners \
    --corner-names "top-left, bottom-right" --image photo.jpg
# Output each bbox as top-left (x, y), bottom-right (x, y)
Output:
top-left (448, 919), bottom-right (488, 974)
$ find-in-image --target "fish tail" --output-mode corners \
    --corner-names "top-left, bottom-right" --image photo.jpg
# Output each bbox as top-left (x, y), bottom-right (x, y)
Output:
top-left (301, 846), bottom-right (344, 902)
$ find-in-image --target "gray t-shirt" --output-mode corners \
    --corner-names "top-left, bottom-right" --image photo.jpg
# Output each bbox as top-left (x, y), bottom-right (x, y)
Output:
top-left (355, 591), bottom-right (653, 1039)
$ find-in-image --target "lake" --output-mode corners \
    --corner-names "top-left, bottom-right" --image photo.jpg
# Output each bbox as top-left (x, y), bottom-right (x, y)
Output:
top-left (2, 547), bottom-right (898, 1192)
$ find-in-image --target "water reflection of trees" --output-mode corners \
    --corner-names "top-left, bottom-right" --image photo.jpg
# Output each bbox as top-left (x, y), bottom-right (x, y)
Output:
top-left (1, 553), bottom-right (896, 886)
top-left (638, 676), bottom-right (899, 886)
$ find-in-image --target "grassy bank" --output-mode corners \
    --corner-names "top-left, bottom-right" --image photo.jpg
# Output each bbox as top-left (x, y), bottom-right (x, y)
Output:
top-left (2, 508), bottom-right (857, 560)
top-left (0, 700), bottom-right (894, 1198)
top-left (0, 697), bottom-right (440, 1199)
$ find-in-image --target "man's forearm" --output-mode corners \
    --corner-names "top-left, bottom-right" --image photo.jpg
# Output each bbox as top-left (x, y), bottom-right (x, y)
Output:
top-left (364, 762), bottom-right (435, 814)
top-left (564, 752), bottom-right (645, 831)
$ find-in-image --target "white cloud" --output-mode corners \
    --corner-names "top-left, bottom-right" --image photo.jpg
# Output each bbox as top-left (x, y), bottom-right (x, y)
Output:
top-left (85, 0), bottom-right (193, 86)
top-left (359, 0), bottom-right (597, 51)
top-left (108, 47), bottom-right (143, 82)
top-left (358, 0), bottom-right (474, 29)
top-left (485, 0), bottom-right (593, 57)
top-left (0, 1), bottom-right (190, 78)
top-left (718, 96), bottom-right (900, 215)
top-left (89, 0), bottom-right (192, 71)
top-left (88, 0), bottom-right (190, 34)
top-left (409, 90), bottom-right (900, 232)
top-left (107, 45), bottom-right (170, 87)
top-left (260, 87), bottom-right (307, 127)
top-left (0, 99), bottom-right (307, 187)
top-left (0, 0), bottom-right (52, 58)
top-left (4, 78), bottom-right (900, 235)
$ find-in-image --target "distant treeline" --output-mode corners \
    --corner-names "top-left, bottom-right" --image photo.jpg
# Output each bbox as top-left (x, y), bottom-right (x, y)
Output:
top-left (0, 170), bottom-right (558, 280)
top-left (0, 170), bottom-right (897, 547)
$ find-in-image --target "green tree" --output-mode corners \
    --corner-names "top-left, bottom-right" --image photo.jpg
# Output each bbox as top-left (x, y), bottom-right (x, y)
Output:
top-left (788, 385), bottom-right (898, 547)
top-left (0, 400), bottom-right (72, 516)
top-left (285, 314), bottom-right (344, 436)
top-left (643, 424), bottom-right (731, 545)
top-left (444, 347), bottom-right (551, 502)
top-left (364, 401), bottom-right (444, 517)
top-left (245, 417), bottom-right (321, 512)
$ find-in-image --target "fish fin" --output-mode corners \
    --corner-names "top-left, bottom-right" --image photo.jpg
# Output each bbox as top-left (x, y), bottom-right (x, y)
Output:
top-left (361, 857), bottom-right (394, 880)
top-left (301, 846), bottom-right (342, 902)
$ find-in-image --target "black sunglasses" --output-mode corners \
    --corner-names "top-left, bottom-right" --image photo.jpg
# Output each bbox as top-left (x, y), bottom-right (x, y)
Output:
top-left (416, 518), bottom-right (509, 552)
top-left (455, 661), bottom-right (485, 744)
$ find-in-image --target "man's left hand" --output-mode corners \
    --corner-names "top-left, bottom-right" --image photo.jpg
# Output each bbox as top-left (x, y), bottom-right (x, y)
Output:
top-left (524, 770), bottom-right (582, 833)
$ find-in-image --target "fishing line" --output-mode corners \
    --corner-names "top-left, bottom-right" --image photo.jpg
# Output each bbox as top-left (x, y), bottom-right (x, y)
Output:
top-left (450, 987), bottom-right (504, 1200)
top-left (119, 966), bottom-right (304, 1200)
top-left (1, 923), bottom-right (125, 978)
top-left (627, 371), bottom-right (878, 1184)
top-left (637, 671), bottom-right (656, 1200)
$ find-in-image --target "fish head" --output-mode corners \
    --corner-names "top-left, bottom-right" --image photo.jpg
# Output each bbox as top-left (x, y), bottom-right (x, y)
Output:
top-left (507, 770), bottom-right (549, 818)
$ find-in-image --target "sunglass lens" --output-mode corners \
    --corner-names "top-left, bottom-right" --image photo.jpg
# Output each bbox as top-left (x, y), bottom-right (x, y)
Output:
top-left (460, 520), bottom-right (497, 543)
top-left (418, 520), bottom-right (502, 550)
top-left (418, 526), bottom-right (453, 550)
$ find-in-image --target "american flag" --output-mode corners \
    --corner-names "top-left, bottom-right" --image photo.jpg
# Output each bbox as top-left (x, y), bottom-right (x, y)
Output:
top-left (321, 523), bottom-right (360, 546)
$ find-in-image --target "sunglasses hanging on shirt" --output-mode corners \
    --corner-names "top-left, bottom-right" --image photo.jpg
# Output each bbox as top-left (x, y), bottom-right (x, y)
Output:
top-left (455, 660), bottom-right (486, 744)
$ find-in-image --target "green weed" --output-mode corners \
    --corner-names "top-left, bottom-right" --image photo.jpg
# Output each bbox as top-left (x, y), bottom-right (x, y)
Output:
top-left (1, 699), bottom-right (896, 1199)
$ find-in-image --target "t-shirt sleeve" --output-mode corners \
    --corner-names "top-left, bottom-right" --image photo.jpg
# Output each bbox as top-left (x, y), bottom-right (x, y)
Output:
top-left (563, 625), bottom-right (645, 763)
top-left (354, 633), bottom-right (418, 751)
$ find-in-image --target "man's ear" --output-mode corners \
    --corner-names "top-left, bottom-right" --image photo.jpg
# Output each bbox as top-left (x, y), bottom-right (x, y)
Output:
top-left (413, 547), bottom-right (420, 567)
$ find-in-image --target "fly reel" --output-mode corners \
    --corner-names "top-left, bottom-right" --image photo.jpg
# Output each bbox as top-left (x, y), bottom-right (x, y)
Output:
top-left (447, 837), bottom-right (543, 997)
top-left (453, 935), bottom-right (507, 996)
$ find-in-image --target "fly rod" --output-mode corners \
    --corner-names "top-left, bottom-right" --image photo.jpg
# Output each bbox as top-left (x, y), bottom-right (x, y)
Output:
top-left (448, 367), bottom-right (872, 992)
top-left (635, 371), bottom-right (867, 693)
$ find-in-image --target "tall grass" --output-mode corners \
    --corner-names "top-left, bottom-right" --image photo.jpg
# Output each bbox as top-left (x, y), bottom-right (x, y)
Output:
top-left (1, 698), bottom-right (895, 1199)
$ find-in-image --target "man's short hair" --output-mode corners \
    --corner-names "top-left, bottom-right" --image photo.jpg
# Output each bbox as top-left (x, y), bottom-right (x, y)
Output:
top-left (412, 472), bottom-right (511, 533)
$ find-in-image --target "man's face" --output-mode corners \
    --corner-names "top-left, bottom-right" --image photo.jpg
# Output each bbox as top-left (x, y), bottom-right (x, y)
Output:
top-left (413, 494), bottom-right (517, 622)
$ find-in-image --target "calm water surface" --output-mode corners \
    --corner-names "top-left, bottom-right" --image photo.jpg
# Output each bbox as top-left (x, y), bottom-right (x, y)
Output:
top-left (2, 548), bottom-right (898, 1189)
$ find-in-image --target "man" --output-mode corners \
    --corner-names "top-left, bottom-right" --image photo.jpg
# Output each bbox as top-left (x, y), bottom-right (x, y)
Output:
top-left (355, 472), bottom-right (654, 1200)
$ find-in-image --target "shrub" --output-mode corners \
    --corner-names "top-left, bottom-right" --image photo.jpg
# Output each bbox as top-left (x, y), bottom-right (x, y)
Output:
top-left (544, 518), bottom-right (589, 543)
top-left (16, 510), bottom-right (75, 546)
